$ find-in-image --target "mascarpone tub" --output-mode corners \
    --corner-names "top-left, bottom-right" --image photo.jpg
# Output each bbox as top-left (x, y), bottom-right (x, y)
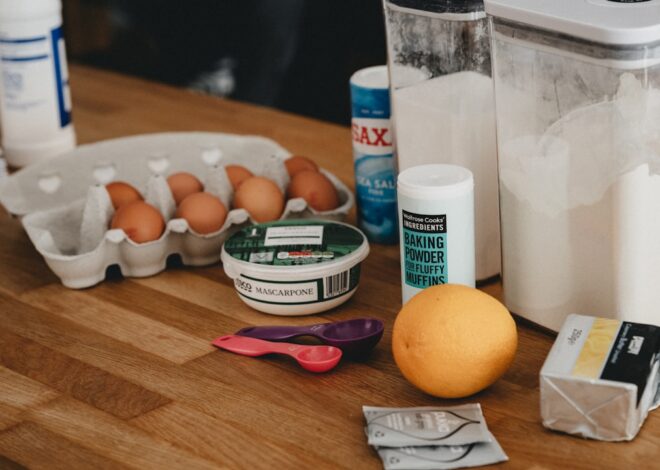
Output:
top-left (221, 220), bottom-right (370, 315)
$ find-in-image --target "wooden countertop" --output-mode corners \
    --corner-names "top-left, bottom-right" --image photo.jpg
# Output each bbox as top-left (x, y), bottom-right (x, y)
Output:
top-left (0, 65), bottom-right (658, 469)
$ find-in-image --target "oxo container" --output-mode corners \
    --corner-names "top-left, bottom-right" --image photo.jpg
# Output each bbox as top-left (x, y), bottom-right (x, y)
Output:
top-left (221, 220), bottom-right (369, 316)
top-left (486, 0), bottom-right (660, 330)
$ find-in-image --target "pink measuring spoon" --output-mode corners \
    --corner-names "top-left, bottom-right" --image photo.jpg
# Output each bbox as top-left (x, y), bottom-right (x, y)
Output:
top-left (212, 335), bottom-right (342, 373)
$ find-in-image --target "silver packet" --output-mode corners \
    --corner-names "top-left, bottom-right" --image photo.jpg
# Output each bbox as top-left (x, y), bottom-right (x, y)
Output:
top-left (376, 436), bottom-right (508, 470)
top-left (363, 405), bottom-right (492, 447)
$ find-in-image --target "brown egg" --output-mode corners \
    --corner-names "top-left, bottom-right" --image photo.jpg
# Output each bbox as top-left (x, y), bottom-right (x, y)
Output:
top-left (106, 181), bottom-right (143, 209)
top-left (288, 170), bottom-right (340, 212)
top-left (175, 192), bottom-right (228, 234)
top-left (111, 201), bottom-right (165, 243)
top-left (284, 155), bottom-right (319, 177)
top-left (225, 165), bottom-right (254, 190)
top-left (167, 172), bottom-right (204, 205)
top-left (234, 176), bottom-right (285, 223)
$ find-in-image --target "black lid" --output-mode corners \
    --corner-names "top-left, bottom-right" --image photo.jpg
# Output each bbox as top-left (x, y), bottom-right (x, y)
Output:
top-left (387, 0), bottom-right (484, 14)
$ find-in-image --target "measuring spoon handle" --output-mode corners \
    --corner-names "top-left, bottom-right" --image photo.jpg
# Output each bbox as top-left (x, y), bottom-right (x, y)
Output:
top-left (212, 335), bottom-right (304, 359)
top-left (236, 324), bottom-right (323, 342)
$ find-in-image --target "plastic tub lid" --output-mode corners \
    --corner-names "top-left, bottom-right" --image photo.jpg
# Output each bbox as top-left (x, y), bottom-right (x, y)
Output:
top-left (221, 219), bottom-right (370, 281)
top-left (485, 0), bottom-right (660, 46)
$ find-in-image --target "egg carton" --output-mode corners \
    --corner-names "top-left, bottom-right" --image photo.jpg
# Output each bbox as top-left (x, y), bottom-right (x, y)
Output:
top-left (0, 132), bottom-right (354, 288)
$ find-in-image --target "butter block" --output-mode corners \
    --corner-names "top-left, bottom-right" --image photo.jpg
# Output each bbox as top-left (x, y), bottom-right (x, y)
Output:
top-left (540, 314), bottom-right (660, 441)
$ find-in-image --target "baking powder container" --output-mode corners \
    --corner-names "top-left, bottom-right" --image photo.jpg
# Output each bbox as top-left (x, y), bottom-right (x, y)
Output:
top-left (398, 164), bottom-right (475, 304)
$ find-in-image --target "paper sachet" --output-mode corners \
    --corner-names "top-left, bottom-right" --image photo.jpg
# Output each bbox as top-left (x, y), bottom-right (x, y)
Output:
top-left (376, 434), bottom-right (508, 470)
top-left (363, 404), bottom-right (492, 447)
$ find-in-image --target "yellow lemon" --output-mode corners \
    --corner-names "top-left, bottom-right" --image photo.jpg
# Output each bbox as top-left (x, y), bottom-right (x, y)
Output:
top-left (392, 284), bottom-right (517, 398)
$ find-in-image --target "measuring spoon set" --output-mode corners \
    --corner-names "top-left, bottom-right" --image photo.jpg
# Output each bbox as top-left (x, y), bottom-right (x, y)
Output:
top-left (212, 318), bottom-right (384, 373)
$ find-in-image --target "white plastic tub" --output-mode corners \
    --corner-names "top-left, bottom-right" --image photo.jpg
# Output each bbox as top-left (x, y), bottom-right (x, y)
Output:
top-left (221, 220), bottom-right (369, 315)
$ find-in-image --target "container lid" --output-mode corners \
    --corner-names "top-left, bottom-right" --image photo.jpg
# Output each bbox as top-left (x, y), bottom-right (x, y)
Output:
top-left (398, 164), bottom-right (474, 200)
top-left (221, 219), bottom-right (369, 279)
top-left (350, 66), bottom-right (389, 90)
top-left (485, 0), bottom-right (660, 46)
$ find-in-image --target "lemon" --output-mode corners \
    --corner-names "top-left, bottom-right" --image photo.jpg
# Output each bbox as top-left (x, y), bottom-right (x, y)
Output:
top-left (392, 284), bottom-right (517, 398)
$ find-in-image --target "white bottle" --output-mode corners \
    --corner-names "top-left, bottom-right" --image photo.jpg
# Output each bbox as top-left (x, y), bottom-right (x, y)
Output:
top-left (397, 164), bottom-right (476, 304)
top-left (0, 0), bottom-right (75, 167)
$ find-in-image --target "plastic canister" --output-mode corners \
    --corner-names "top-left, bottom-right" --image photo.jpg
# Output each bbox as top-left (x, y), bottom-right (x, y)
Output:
top-left (398, 164), bottom-right (475, 304)
top-left (486, 0), bottom-right (660, 330)
top-left (0, 0), bottom-right (76, 167)
top-left (350, 65), bottom-right (397, 244)
top-left (384, 0), bottom-right (500, 282)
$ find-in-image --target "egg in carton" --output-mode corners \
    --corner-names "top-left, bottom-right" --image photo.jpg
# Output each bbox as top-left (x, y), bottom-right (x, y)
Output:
top-left (0, 132), bottom-right (354, 288)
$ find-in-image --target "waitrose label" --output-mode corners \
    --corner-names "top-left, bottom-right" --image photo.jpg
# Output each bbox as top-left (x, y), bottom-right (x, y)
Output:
top-left (402, 210), bottom-right (448, 289)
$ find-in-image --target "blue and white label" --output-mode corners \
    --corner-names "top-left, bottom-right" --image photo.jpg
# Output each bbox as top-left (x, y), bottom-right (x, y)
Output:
top-left (50, 26), bottom-right (71, 128)
top-left (351, 82), bottom-right (398, 244)
top-left (0, 25), bottom-right (72, 140)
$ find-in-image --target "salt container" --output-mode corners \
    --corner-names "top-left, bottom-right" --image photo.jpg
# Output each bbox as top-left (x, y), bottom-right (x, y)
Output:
top-left (350, 66), bottom-right (398, 244)
top-left (383, 0), bottom-right (500, 281)
top-left (485, 0), bottom-right (660, 330)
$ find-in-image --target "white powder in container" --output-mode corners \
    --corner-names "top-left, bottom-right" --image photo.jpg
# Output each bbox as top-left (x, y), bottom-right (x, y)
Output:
top-left (393, 71), bottom-right (500, 281)
top-left (499, 74), bottom-right (660, 330)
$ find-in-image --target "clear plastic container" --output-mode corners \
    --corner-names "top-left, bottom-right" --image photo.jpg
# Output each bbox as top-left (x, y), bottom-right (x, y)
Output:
top-left (486, 0), bottom-right (660, 330)
top-left (383, 0), bottom-right (500, 281)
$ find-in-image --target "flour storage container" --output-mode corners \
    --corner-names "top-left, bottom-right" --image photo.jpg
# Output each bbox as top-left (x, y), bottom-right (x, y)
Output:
top-left (383, 0), bottom-right (500, 281)
top-left (486, 0), bottom-right (660, 330)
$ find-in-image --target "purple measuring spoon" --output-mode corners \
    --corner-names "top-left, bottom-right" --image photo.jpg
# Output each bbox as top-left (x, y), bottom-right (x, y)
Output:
top-left (236, 318), bottom-right (384, 357)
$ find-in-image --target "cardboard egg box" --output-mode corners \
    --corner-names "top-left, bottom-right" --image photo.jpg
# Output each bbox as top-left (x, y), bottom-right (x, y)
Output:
top-left (0, 132), bottom-right (354, 288)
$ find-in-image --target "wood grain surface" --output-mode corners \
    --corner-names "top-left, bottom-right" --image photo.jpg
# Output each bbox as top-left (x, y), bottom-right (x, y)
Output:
top-left (0, 65), bottom-right (658, 469)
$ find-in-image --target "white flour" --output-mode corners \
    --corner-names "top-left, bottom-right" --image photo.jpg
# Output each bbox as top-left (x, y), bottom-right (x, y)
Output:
top-left (393, 71), bottom-right (500, 280)
top-left (499, 74), bottom-right (660, 329)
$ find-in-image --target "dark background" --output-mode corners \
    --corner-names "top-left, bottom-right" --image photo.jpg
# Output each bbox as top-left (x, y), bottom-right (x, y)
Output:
top-left (63, 0), bottom-right (388, 125)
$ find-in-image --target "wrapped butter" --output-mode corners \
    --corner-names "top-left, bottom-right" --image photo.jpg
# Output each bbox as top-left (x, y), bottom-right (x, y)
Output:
top-left (541, 314), bottom-right (660, 441)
